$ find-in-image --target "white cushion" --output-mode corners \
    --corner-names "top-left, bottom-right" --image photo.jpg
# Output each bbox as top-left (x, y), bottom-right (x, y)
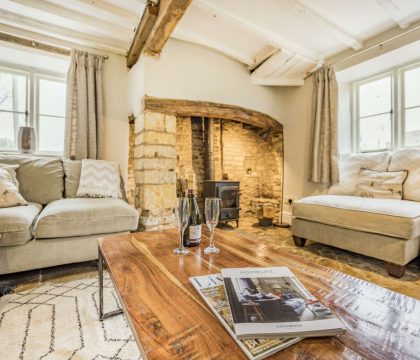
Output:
top-left (328, 152), bottom-right (390, 195)
top-left (293, 195), bottom-right (420, 239)
top-left (76, 159), bottom-right (122, 198)
top-left (354, 169), bottom-right (408, 200)
top-left (388, 148), bottom-right (420, 202)
top-left (0, 168), bottom-right (27, 208)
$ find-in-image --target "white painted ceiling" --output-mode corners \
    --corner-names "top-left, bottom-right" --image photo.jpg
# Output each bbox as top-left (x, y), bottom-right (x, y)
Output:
top-left (0, 0), bottom-right (145, 55)
top-left (0, 0), bottom-right (420, 86)
top-left (173, 0), bottom-right (420, 85)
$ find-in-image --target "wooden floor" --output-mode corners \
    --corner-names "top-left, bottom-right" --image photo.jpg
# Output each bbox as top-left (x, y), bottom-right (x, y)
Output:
top-left (1, 217), bottom-right (419, 299)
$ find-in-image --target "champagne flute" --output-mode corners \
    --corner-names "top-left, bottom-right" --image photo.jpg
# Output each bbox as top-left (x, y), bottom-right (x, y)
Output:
top-left (173, 197), bottom-right (190, 255)
top-left (204, 197), bottom-right (220, 254)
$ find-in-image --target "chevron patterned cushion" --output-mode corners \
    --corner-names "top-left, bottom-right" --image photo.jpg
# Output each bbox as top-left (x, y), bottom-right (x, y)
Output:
top-left (76, 159), bottom-right (122, 198)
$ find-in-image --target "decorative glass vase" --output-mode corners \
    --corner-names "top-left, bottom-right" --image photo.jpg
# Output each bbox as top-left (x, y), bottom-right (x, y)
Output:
top-left (17, 126), bottom-right (36, 154)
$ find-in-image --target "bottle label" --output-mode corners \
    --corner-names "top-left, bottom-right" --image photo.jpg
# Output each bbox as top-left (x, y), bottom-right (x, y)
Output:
top-left (189, 224), bottom-right (201, 244)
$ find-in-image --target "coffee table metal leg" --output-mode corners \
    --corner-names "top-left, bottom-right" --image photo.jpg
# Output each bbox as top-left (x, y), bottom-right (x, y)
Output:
top-left (98, 248), bottom-right (123, 321)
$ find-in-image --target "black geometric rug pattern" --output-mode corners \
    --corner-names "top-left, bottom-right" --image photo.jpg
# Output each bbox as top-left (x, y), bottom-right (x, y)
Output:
top-left (0, 273), bottom-right (142, 360)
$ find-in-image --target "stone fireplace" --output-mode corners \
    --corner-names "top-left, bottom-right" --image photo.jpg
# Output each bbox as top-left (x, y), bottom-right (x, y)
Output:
top-left (133, 96), bottom-right (284, 231)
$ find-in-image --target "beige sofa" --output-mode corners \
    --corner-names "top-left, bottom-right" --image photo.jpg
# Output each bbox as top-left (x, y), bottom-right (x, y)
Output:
top-left (0, 155), bottom-right (139, 275)
top-left (292, 148), bottom-right (420, 278)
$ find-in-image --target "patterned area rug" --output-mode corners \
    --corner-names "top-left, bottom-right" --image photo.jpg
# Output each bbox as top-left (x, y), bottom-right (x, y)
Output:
top-left (0, 273), bottom-right (141, 360)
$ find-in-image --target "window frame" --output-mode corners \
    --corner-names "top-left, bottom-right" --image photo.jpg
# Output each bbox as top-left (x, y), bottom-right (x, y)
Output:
top-left (352, 71), bottom-right (395, 153)
top-left (0, 61), bottom-right (66, 156)
top-left (400, 60), bottom-right (420, 148)
top-left (351, 59), bottom-right (420, 153)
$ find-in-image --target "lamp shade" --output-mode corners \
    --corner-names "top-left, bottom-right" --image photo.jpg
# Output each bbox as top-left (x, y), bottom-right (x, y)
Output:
top-left (17, 126), bottom-right (36, 154)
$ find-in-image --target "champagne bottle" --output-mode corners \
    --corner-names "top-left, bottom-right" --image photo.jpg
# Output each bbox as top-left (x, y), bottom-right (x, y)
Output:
top-left (183, 189), bottom-right (202, 247)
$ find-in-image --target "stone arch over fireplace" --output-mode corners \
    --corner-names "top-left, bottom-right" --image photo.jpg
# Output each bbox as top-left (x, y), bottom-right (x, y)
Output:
top-left (133, 96), bottom-right (284, 231)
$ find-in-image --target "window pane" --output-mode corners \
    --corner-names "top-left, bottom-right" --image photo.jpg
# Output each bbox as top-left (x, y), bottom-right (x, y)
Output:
top-left (360, 113), bottom-right (392, 152)
top-left (39, 78), bottom-right (66, 117)
top-left (359, 77), bottom-right (391, 117)
top-left (404, 107), bottom-right (420, 146)
top-left (0, 111), bottom-right (25, 149)
top-left (0, 71), bottom-right (27, 112)
top-left (404, 67), bottom-right (420, 108)
top-left (38, 115), bottom-right (65, 152)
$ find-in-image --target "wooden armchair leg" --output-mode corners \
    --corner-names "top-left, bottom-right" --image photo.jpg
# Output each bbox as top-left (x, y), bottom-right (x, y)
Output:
top-left (385, 262), bottom-right (406, 278)
top-left (292, 235), bottom-right (306, 247)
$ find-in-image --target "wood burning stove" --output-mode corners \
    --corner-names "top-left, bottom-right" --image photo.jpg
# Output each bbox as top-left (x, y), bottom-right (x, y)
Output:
top-left (203, 180), bottom-right (240, 227)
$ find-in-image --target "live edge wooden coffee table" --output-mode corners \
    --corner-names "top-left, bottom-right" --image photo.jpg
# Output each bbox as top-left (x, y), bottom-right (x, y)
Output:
top-left (97, 228), bottom-right (420, 360)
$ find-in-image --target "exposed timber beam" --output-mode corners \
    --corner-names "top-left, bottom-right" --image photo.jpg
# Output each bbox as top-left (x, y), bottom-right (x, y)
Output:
top-left (172, 28), bottom-right (254, 65)
top-left (373, 0), bottom-right (411, 29)
top-left (76, 0), bottom-right (139, 23)
top-left (127, 0), bottom-right (193, 68)
top-left (279, 0), bottom-right (362, 50)
top-left (250, 76), bottom-right (304, 87)
top-left (9, 0), bottom-right (132, 39)
top-left (197, 0), bottom-right (322, 65)
top-left (127, 1), bottom-right (158, 67)
top-left (248, 46), bottom-right (279, 71)
top-left (0, 8), bottom-right (127, 54)
top-left (0, 22), bottom-right (125, 56)
top-left (144, 95), bottom-right (283, 132)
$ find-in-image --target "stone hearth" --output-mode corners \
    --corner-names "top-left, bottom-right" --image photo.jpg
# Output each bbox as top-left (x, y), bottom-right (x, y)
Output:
top-left (132, 97), bottom-right (284, 231)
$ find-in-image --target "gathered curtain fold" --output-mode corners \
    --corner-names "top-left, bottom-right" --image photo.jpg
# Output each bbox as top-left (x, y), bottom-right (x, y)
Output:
top-left (308, 66), bottom-right (339, 184)
top-left (64, 49), bottom-right (105, 160)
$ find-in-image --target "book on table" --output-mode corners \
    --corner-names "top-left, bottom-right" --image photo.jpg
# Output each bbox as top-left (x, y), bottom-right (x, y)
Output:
top-left (221, 267), bottom-right (347, 339)
top-left (190, 274), bottom-right (301, 360)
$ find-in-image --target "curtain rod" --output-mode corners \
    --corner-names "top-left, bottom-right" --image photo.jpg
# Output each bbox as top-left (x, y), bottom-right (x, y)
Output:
top-left (0, 32), bottom-right (109, 59)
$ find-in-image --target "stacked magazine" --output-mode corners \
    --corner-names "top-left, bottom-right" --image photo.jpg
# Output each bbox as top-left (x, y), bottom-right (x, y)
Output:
top-left (190, 267), bottom-right (347, 360)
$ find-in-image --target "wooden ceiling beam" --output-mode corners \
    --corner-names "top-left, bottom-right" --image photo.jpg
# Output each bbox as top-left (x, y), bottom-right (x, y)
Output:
top-left (76, 0), bottom-right (139, 23)
top-left (197, 0), bottom-right (322, 66)
top-left (279, 0), bottom-right (362, 50)
top-left (144, 95), bottom-right (283, 133)
top-left (0, 18), bottom-right (127, 55)
top-left (9, 0), bottom-right (132, 39)
top-left (127, 0), bottom-right (193, 68)
top-left (372, 0), bottom-right (411, 29)
top-left (127, 1), bottom-right (159, 68)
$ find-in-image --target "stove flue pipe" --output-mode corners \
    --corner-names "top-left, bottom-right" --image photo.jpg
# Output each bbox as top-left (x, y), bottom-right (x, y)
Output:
top-left (205, 117), bottom-right (215, 181)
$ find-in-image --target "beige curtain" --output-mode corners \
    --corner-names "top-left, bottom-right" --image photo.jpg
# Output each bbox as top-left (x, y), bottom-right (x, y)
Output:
top-left (64, 50), bottom-right (105, 160)
top-left (308, 67), bottom-right (339, 184)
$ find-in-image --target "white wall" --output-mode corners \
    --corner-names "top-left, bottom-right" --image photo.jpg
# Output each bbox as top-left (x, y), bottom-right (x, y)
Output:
top-left (127, 38), bottom-right (324, 211)
top-left (102, 54), bottom-right (130, 183)
top-left (279, 80), bottom-right (328, 207)
top-left (143, 38), bottom-right (284, 121)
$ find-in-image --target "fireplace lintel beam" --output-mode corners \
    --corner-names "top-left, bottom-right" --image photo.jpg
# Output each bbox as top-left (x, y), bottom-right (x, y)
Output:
top-left (143, 95), bottom-right (283, 133)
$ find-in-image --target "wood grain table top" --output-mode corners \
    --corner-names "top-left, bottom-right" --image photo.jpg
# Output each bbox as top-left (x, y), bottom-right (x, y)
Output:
top-left (98, 228), bottom-right (420, 360)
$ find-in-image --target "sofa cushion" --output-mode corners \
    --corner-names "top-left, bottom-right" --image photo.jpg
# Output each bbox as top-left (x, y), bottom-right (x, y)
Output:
top-left (62, 159), bottom-right (81, 198)
top-left (0, 155), bottom-right (64, 205)
top-left (0, 168), bottom-right (27, 208)
top-left (354, 169), bottom-right (408, 200)
top-left (34, 198), bottom-right (139, 239)
top-left (0, 203), bottom-right (42, 246)
top-left (62, 159), bottom-right (127, 201)
top-left (388, 148), bottom-right (420, 202)
top-left (293, 195), bottom-right (420, 239)
top-left (328, 152), bottom-right (390, 195)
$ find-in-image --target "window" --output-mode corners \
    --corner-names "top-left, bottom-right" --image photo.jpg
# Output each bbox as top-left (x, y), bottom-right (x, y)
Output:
top-left (0, 65), bottom-right (66, 154)
top-left (402, 65), bottom-right (420, 147)
top-left (357, 75), bottom-right (393, 152)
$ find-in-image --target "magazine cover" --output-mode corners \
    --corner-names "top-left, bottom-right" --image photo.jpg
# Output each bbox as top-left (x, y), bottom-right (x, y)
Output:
top-left (190, 274), bottom-right (301, 360)
top-left (221, 267), bottom-right (347, 339)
